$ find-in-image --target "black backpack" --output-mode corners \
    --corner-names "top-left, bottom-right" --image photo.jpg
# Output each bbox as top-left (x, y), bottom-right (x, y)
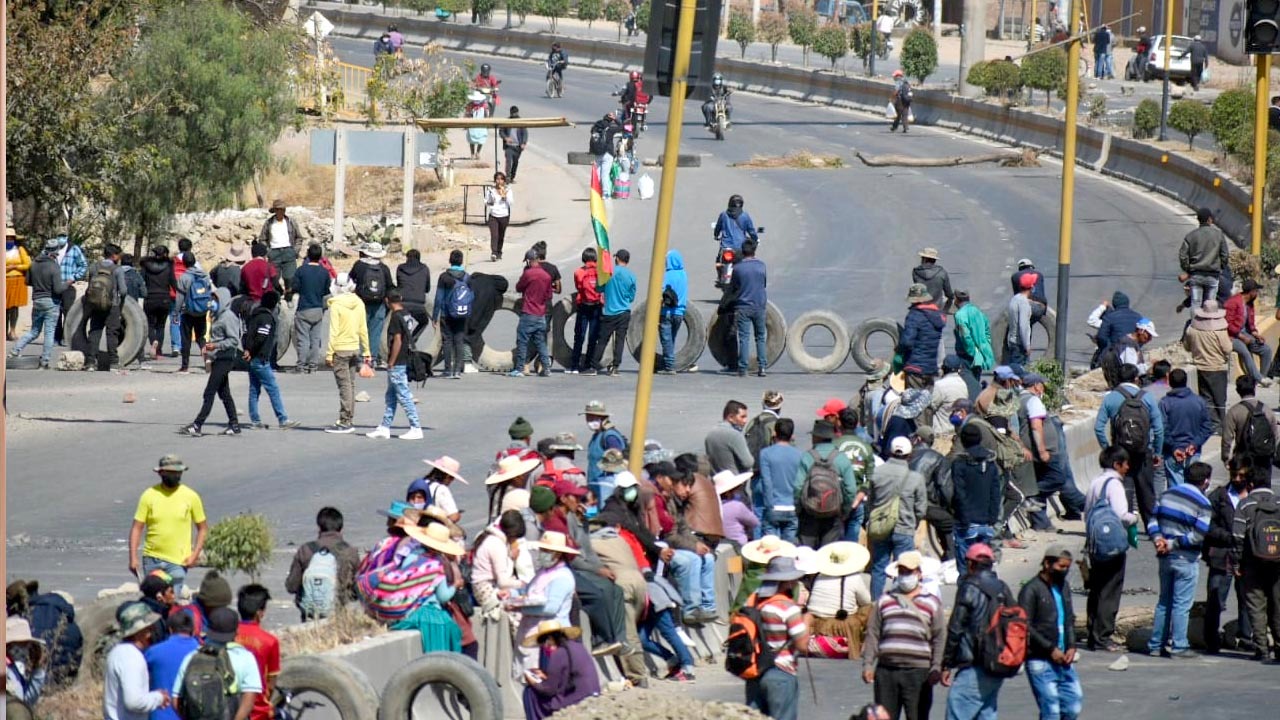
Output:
top-left (1248, 496), bottom-right (1280, 562)
top-left (357, 265), bottom-right (386, 303)
top-left (407, 350), bottom-right (434, 384)
top-left (1111, 387), bottom-right (1150, 456)
top-left (177, 644), bottom-right (235, 720)
top-left (589, 123), bottom-right (608, 155)
top-left (1241, 401), bottom-right (1277, 459)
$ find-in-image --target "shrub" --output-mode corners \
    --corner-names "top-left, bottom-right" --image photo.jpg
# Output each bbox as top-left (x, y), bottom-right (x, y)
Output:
top-left (900, 28), bottom-right (938, 84)
top-left (1087, 94), bottom-right (1107, 124)
top-left (508, 0), bottom-right (535, 24)
top-left (813, 22), bottom-right (849, 70)
top-left (1021, 47), bottom-right (1067, 107)
top-left (536, 0), bottom-right (570, 31)
top-left (203, 513), bottom-right (274, 581)
top-left (634, 0), bottom-right (650, 33)
top-left (604, 0), bottom-right (630, 40)
top-left (1133, 98), bottom-right (1160, 138)
top-left (758, 11), bottom-right (789, 62)
top-left (1211, 87), bottom-right (1254, 157)
top-left (577, 0), bottom-right (603, 27)
top-left (966, 60), bottom-right (991, 88)
top-left (850, 22), bottom-right (884, 69)
top-left (787, 6), bottom-right (819, 67)
top-left (728, 8), bottom-right (756, 59)
top-left (1168, 99), bottom-right (1212, 149)
top-left (434, 0), bottom-right (468, 19)
top-left (474, 0), bottom-right (498, 23)
top-left (1029, 358), bottom-right (1066, 411)
top-left (984, 61), bottom-right (1023, 99)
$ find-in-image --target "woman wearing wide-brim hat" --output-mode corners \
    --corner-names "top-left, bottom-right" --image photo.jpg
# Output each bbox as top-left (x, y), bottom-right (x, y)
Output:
top-left (806, 541), bottom-right (874, 659)
top-left (732, 535), bottom-right (796, 612)
top-left (5, 616), bottom-right (47, 706)
top-left (520, 619), bottom-right (600, 720)
top-left (486, 455), bottom-right (541, 523)
top-left (390, 522), bottom-right (466, 654)
top-left (509, 531), bottom-right (579, 677)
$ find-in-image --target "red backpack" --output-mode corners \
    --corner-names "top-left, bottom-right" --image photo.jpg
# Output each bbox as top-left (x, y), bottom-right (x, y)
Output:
top-left (976, 579), bottom-right (1029, 677)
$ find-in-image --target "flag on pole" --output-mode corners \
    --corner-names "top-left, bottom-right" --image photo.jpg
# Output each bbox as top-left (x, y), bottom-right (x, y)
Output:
top-left (590, 163), bottom-right (614, 286)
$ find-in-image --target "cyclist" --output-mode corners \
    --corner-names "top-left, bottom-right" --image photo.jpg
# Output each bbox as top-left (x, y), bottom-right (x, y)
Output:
top-left (547, 43), bottom-right (569, 89)
top-left (701, 72), bottom-right (732, 128)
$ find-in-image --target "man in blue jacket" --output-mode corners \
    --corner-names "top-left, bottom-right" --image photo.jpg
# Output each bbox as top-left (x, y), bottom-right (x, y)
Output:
top-left (1094, 363), bottom-right (1166, 527)
top-left (659, 250), bottom-right (688, 374)
top-left (1091, 291), bottom-right (1142, 352)
top-left (900, 283), bottom-right (945, 387)
top-left (1158, 368), bottom-right (1213, 487)
top-left (731, 240), bottom-right (768, 377)
top-left (587, 249), bottom-right (636, 376)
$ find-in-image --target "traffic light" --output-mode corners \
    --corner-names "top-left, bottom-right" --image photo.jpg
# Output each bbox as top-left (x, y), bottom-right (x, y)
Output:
top-left (1246, 0), bottom-right (1280, 54)
top-left (642, 0), bottom-right (722, 99)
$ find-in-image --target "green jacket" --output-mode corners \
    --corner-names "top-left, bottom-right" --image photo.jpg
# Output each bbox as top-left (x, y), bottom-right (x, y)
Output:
top-left (835, 435), bottom-right (876, 495)
top-left (954, 304), bottom-right (996, 371)
top-left (794, 442), bottom-right (859, 516)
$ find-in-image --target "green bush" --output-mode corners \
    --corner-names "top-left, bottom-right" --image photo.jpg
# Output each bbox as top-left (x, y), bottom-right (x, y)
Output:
top-left (1211, 87), bottom-right (1255, 157)
top-left (787, 6), bottom-right (819, 67)
top-left (634, 0), bottom-right (650, 33)
top-left (604, 0), bottom-right (630, 40)
top-left (203, 514), bottom-right (274, 581)
top-left (758, 11), bottom-right (789, 62)
top-left (966, 60), bottom-right (991, 87)
top-left (1168, 99), bottom-right (1212, 149)
top-left (1133, 98), bottom-right (1160, 139)
top-left (577, 0), bottom-right (603, 27)
top-left (850, 22), bottom-right (884, 69)
top-left (1021, 47), bottom-right (1067, 107)
top-left (435, 0), bottom-right (468, 18)
top-left (473, 0), bottom-right (498, 23)
top-left (1087, 94), bottom-right (1107, 124)
top-left (1028, 358), bottom-right (1066, 411)
top-left (900, 28), bottom-right (937, 84)
top-left (536, 0), bottom-right (569, 31)
top-left (728, 9), bottom-right (756, 59)
top-left (507, 0), bottom-right (535, 24)
top-left (984, 61), bottom-right (1023, 99)
top-left (813, 22), bottom-right (849, 69)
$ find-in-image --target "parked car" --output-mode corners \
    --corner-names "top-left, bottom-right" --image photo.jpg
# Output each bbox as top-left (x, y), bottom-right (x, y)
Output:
top-left (814, 0), bottom-right (869, 25)
top-left (1140, 34), bottom-right (1195, 83)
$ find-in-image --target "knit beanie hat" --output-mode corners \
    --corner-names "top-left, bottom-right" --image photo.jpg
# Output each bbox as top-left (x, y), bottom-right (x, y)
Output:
top-left (195, 571), bottom-right (233, 609)
top-left (529, 485), bottom-right (557, 513)
top-left (508, 416), bottom-right (534, 440)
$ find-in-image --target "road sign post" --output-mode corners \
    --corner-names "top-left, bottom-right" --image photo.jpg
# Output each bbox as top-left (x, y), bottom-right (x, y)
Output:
top-left (1055, 0), bottom-right (1081, 370)
top-left (1253, 54), bottom-right (1271, 256)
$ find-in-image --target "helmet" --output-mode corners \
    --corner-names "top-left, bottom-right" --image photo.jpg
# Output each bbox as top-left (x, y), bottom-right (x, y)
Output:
top-left (480, 63), bottom-right (491, 75)
top-left (712, 73), bottom-right (724, 87)
top-left (728, 194), bottom-right (744, 210)
top-left (629, 70), bottom-right (641, 81)
top-left (552, 42), bottom-right (561, 50)
top-left (388, 24), bottom-right (397, 31)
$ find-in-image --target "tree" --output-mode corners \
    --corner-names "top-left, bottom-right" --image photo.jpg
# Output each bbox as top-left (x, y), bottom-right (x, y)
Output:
top-left (203, 514), bottom-right (274, 581)
top-left (728, 9), bottom-right (757, 59)
top-left (850, 23), bottom-right (884, 70)
top-left (788, 6), bottom-right (820, 67)
top-left (634, 0), bottom-right (650, 33)
top-left (435, 0), bottom-right (469, 19)
top-left (1020, 47), bottom-right (1067, 107)
top-left (536, 0), bottom-right (569, 30)
top-left (1133, 98), bottom-right (1161, 139)
top-left (900, 28), bottom-right (937, 84)
top-left (757, 11), bottom-right (789, 63)
top-left (1168, 99), bottom-right (1213, 150)
top-left (473, 0), bottom-right (499, 23)
top-left (1210, 88), bottom-right (1255, 157)
top-left (508, 0), bottom-right (535, 25)
top-left (605, 0), bottom-right (631, 40)
top-left (578, 0), bottom-right (604, 28)
top-left (368, 44), bottom-right (472, 151)
top-left (813, 23), bottom-right (849, 70)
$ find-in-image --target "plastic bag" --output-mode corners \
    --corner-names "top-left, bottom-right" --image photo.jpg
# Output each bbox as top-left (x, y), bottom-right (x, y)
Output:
top-left (908, 109), bottom-right (915, 123)
top-left (1201, 66), bottom-right (1211, 83)
top-left (885, 102), bottom-right (896, 119)
top-left (358, 361), bottom-right (376, 379)
top-left (638, 173), bottom-right (655, 199)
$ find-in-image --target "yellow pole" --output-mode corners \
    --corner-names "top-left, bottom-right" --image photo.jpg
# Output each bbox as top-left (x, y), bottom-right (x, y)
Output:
top-left (1054, 0), bottom-right (1081, 368)
top-left (869, 0), bottom-right (879, 77)
top-left (1028, 0), bottom-right (1037, 51)
top-left (1253, 54), bottom-right (1270, 257)
top-left (1158, 0), bottom-right (1174, 139)
top-left (628, 0), bottom-right (697, 474)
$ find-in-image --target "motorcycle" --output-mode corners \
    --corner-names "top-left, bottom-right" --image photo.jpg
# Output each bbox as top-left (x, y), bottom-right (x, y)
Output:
top-left (474, 82), bottom-right (500, 115)
top-left (710, 92), bottom-right (731, 141)
top-left (545, 61), bottom-right (565, 98)
top-left (714, 226), bottom-right (764, 289)
top-left (629, 100), bottom-right (648, 136)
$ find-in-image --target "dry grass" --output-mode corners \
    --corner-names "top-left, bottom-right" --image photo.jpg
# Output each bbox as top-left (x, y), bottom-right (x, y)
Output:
top-left (277, 603), bottom-right (388, 657)
top-left (732, 151), bottom-right (846, 169)
top-left (37, 676), bottom-right (103, 720)
top-left (258, 159), bottom-right (443, 216)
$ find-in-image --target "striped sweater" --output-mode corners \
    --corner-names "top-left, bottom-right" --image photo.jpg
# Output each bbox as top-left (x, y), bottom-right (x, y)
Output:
top-left (1147, 483), bottom-right (1212, 552)
top-left (862, 591), bottom-right (946, 672)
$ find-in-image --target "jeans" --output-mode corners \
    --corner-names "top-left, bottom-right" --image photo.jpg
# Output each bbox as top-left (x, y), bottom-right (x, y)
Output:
top-left (1030, 453), bottom-right (1087, 529)
top-left (365, 301), bottom-right (387, 362)
top-left (440, 315), bottom-right (467, 375)
top-left (169, 301), bottom-right (183, 353)
top-left (294, 307), bottom-right (325, 369)
top-left (843, 503), bottom-right (866, 543)
top-left (13, 297), bottom-right (59, 364)
top-left (944, 666), bottom-right (1003, 720)
top-left (1003, 339), bottom-right (1028, 366)
top-left (1160, 451), bottom-right (1199, 487)
top-left (736, 307), bottom-right (768, 372)
top-left (1232, 336), bottom-right (1273, 382)
top-left (513, 313), bottom-right (550, 372)
top-left (1149, 551), bottom-right (1200, 653)
top-left (248, 358), bottom-right (288, 424)
top-left (1204, 568), bottom-right (1252, 652)
top-left (639, 607), bottom-right (695, 670)
top-left (1025, 659), bottom-right (1083, 720)
top-left (874, 665), bottom-right (932, 720)
top-left (572, 568), bottom-right (627, 645)
top-left (381, 365), bottom-right (420, 428)
top-left (870, 533), bottom-right (916, 598)
top-left (659, 313), bottom-right (682, 370)
top-left (596, 152), bottom-right (614, 197)
top-left (194, 356), bottom-right (238, 429)
top-left (669, 548), bottom-right (717, 615)
top-left (1187, 274), bottom-right (1219, 309)
top-left (570, 303), bottom-right (601, 371)
top-left (762, 508), bottom-right (799, 544)
top-left (503, 146), bottom-right (523, 181)
top-left (142, 557), bottom-right (188, 597)
top-left (954, 524), bottom-right (996, 581)
top-left (745, 668), bottom-right (798, 720)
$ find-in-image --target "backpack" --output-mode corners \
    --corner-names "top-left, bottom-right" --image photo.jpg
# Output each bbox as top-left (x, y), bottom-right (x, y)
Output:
top-left (662, 284), bottom-right (678, 308)
top-left (1085, 477), bottom-right (1129, 560)
top-left (723, 595), bottom-right (780, 679)
top-left (86, 264), bottom-right (117, 312)
top-left (124, 268), bottom-right (146, 300)
top-left (177, 644), bottom-right (236, 720)
top-left (185, 274), bottom-right (214, 315)
top-left (357, 265), bottom-right (386, 303)
top-left (799, 448), bottom-right (843, 519)
top-left (743, 411), bottom-right (778, 466)
top-left (589, 123), bottom-right (608, 155)
top-left (898, 80), bottom-right (913, 102)
top-left (448, 274), bottom-right (474, 318)
top-left (975, 578), bottom-right (1029, 678)
top-left (407, 350), bottom-right (434, 384)
top-left (867, 496), bottom-right (901, 540)
top-left (1248, 496), bottom-right (1280, 562)
top-left (299, 543), bottom-right (341, 619)
top-left (1110, 388), bottom-right (1151, 456)
top-left (1241, 401), bottom-right (1277, 460)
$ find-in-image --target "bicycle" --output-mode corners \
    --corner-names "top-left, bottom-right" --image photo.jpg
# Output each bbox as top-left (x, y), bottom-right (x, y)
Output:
top-left (545, 61), bottom-right (565, 98)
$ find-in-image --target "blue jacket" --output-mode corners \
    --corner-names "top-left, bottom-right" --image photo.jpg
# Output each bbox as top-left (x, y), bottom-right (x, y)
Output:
top-left (1094, 382), bottom-right (1165, 453)
top-left (1098, 291), bottom-right (1141, 350)
top-left (758, 442), bottom-right (804, 510)
top-left (900, 304), bottom-right (946, 373)
top-left (1158, 386), bottom-right (1213, 453)
top-left (587, 426), bottom-right (627, 490)
top-left (714, 210), bottom-right (757, 251)
top-left (731, 257), bottom-right (767, 313)
top-left (661, 250), bottom-right (688, 317)
top-left (293, 262), bottom-right (331, 312)
top-left (602, 265), bottom-right (637, 317)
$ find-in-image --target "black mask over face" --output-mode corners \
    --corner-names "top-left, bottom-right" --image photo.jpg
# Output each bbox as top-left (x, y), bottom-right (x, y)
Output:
top-left (160, 473), bottom-right (182, 489)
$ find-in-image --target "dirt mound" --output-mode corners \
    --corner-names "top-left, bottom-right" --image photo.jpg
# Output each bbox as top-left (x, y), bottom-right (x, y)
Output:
top-left (554, 688), bottom-right (770, 720)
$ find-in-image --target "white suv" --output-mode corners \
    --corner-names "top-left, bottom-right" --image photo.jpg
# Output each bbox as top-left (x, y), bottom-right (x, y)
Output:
top-left (1142, 34), bottom-right (1195, 83)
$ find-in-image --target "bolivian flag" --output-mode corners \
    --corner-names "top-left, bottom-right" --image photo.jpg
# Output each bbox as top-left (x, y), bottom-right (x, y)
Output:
top-left (590, 163), bottom-right (614, 285)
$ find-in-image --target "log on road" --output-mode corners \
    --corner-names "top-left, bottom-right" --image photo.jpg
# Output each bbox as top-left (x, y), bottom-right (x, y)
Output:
top-left (854, 149), bottom-right (1039, 167)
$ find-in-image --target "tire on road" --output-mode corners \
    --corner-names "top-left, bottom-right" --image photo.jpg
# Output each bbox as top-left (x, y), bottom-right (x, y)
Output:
top-left (549, 298), bottom-right (630, 371)
top-left (378, 653), bottom-right (503, 720)
top-left (5, 355), bottom-right (41, 370)
top-left (624, 301), bottom-right (707, 372)
top-left (988, 307), bottom-right (1058, 365)
top-left (475, 294), bottom-right (521, 373)
top-left (378, 300), bottom-right (440, 363)
top-left (64, 296), bottom-right (147, 366)
top-left (273, 654), bottom-right (379, 720)
top-left (705, 301), bottom-right (787, 371)
top-left (274, 300), bottom-right (294, 363)
top-left (566, 151), bottom-right (597, 166)
top-left (849, 317), bottom-right (900, 373)
top-left (786, 310), bottom-right (851, 373)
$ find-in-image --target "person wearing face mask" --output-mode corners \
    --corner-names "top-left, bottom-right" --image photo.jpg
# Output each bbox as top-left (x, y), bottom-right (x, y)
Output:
top-left (1201, 456), bottom-right (1255, 655)
top-left (861, 551), bottom-right (944, 720)
top-left (408, 456), bottom-right (468, 523)
top-left (128, 455), bottom-right (207, 597)
top-left (941, 544), bottom-right (1011, 719)
top-left (583, 400), bottom-right (627, 493)
top-left (1019, 545), bottom-right (1083, 720)
top-left (508, 531), bottom-right (579, 676)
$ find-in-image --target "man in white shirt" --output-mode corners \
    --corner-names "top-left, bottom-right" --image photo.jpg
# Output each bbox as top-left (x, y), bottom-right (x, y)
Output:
top-left (1083, 446), bottom-right (1139, 652)
top-left (103, 602), bottom-right (170, 720)
top-left (257, 199), bottom-right (301, 293)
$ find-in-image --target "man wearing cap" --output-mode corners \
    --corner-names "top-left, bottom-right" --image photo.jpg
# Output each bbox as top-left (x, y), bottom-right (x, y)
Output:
top-left (1179, 208), bottom-right (1231, 310)
top-left (1019, 373), bottom-right (1086, 531)
top-left (912, 248), bottom-right (953, 312)
top-left (928, 356), bottom-right (969, 435)
top-left (593, 449), bottom-right (631, 506)
top-left (1020, 545), bottom-right (1083, 720)
top-left (104, 602), bottom-right (171, 720)
top-left (129, 456), bottom-right (206, 597)
top-left (942, 543), bottom-right (1011, 718)
top-left (866, 437), bottom-right (927, 598)
top-left (258, 199), bottom-right (302, 293)
top-left (900, 283), bottom-right (945, 385)
top-left (707, 399), bottom-right (755, 476)
top-left (171, 607), bottom-right (263, 720)
top-left (1005, 272), bottom-right (1037, 365)
top-left (1106, 317), bottom-right (1157, 382)
top-left (793, 419), bottom-right (857, 550)
top-left (862, 551), bottom-right (944, 720)
top-left (1095, 363), bottom-right (1165, 527)
top-left (1184, 299), bottom-right (1232, 431)
top-left (1224, 281), bottom-right (1275, 387)
top-left (953, 291), bottom-right (994, 396)
top-left (744, 556), bottom-right (810, 720)
top-left (1010, 260), bottom-right (1048, 322)
top-left (510, 249), bottom-right (554, 377)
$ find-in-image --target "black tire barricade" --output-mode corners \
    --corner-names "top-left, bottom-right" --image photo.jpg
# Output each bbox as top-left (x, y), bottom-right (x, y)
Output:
top-left (849, 317), bottom-right (900, 373)
top-left (624, 300), bottom-right (708, 372)
top-left (64, 296), bottom-right (148, 367)
top-left (786, 310), bottom-right (851, 373)
top-left (989, 307), bottom-right (1058, 367)
top-left (273, 655), bottom-right (380, 720)
top-left (705, 300), bottom-right (788, 371)
top-left (378, 653), bottom-right (504, 720)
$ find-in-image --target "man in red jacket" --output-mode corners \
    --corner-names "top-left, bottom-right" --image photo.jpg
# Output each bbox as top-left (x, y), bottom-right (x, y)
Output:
top-left (510, 250), bottom-right (553, 378)
top-left (569, 248), bottom-right (603, 373)
top-left (1223, 280), bottom-right (1274, 387)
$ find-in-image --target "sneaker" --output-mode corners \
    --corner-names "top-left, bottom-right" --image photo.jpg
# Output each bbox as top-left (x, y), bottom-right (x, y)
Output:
top-left (756, 370), bottom-right (767, 377)
top-left (7, 350), bottom-right (18, 358)
top-left (665, 669), bottom-right (695, 683)
top-left (248, 422), bottom-right (270, 430)
top-left (538, 370), bottom-right (550, 377)
top-left (177, 368), bottom-right (191, 375)
top-left (606, 366), bottom-right (619, 377)
top-left (448, 373), bottom-right (462, 380)
top-left (325, 423), bottom-right (355, 434)
top-left (1262, 378), bottom-right (1275, 388)
top-left (696, 608), bottom-right (720, 623)
top-left (590, 641), bottom-right (623, 657)
top-left (736, 370), bottom-right (747, 377)
top-left (279, 420), bottom-right (302, 430)
top-left (464, 363), bottom-right (479, 374)
top-left (400, 427), bottom-right (424, 440)
top-left (581, 368), bottom-right (598, 376)
top-left (222, 426), bottom-right (242, 436)
top-left (182, 424), bottom-right (202, 437)
top-left (1148, 649), bottom-right (1170, 658)
top-left (508, 370), bottom-right (525, 377)
top-left (1168, 649), bottom-right (1200, 660)
top-left (566, 368), bottom-right (579, 374)
top-left (366, 426), bottom-right (392, 439)
top-left (656, 369), bottom-right (676, 375)
top-left (375, 361), bottom-right (388, 371)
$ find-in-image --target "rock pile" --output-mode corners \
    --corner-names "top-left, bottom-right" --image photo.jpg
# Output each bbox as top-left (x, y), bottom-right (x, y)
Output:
top-left (553, 689), bottom-right (770, 720)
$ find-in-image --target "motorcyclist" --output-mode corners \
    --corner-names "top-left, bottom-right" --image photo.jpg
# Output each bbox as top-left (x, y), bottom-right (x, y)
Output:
top-left (1134, 26), bottom-right (1152, 80)
top-left (547, 42), bottom-right (569, 85)
top-left (876, 11), bottom-right (895, 52)
top-left (473, 63), bottom-right (501, 112)
top-left (619, 70), bottom-right (649, 124)
top-left (701, 73), bottom-right (732, 128)
top-left (714, 195), bottom-right (758, 253)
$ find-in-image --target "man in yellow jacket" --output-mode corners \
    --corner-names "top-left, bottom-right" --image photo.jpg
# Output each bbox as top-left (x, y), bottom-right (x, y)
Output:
top-left (325, 272), bottom-right (371, 434)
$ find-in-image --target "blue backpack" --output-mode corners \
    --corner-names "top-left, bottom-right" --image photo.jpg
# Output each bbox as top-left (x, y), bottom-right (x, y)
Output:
top-left (448, 274), bottom-right (474, 318)
top-left (185, 274), bottom-right (214, 315)
top-left (1086, 477), bottom-right (1129, 560)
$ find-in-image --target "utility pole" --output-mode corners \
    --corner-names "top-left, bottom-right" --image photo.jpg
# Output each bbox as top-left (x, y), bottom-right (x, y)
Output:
top-left (2, 0), bottom-right (11, 605)
top-left (1054, 0), bottom-right (1081, 368)
top-left (959, 0), bottom-right (987, 96)
top-left (1158, 0), bottom-right (1173, 140)
top-left (1253, 54), bottom-right (1271, 256)
top-left (869, 0), bottom-right (879, 78)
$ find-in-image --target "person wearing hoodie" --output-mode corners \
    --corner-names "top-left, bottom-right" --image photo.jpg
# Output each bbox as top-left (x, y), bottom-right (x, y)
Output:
top-left (174, 252), bottom-right (213, 374)
top-left (183, 287), bottom-right (243, 436)
top-left (324, 273), bottom-right (371, 434)
top-left (433, 250), bottom-right (469, 379)
top-left (952, 291), bottom-right (994, 398)
top-left (1088, 291), bottom-right (1142, 355)
top-left (911, 248), bottom-right (954, 313)
top-left (659, 249), bottom-right (688, 374)
top-left (948, 424), bottom-right (1003, 580)
top-left (396, 248), bottom-right (431, 340)
top-left (244, 291), bottom-right (300, 431)
top-left (350, 244), bottom-right (395, 368)
top-left (1157, 369), bottom-right (1213, 487)
top-left (140, 247), bottom-right (177, 359)
top-left (900, 283), bottom-right (945, 385)
top-left (9, 238), bottom-right (67, 368)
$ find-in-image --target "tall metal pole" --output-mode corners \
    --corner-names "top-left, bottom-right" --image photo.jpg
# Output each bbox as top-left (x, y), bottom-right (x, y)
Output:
top-left (1158, 0), bottom-right (1173, 141)
top-left (1054, 0), bottom-right (1081, 369)
top-left (1028, 0), bottom-right (1037, 51)
top-left (869, 0), bottom-right (879, 78)
top-left (628, 0), bottom-right (696, 474)
top-left (1252, 54), bottom-right (1271, 257)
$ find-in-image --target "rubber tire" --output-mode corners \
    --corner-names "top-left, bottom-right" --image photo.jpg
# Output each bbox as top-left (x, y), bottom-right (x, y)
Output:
top-left (7, 697), bottom-right (34, 720)
top-left (988, 307), bottom-right (1058, 365)
top-left (705, 300), bottom-right (787, 371)
top-left (786, 310), bottom-right (851, 373)
top-left (273, 654), bottom-right (379, 720)
top-left (274, 300), bottom-right (294, 363)
top-left (475, 294), bottom-right (522, 373)
top-left (378, 652), bottom-right (503, 720)
top-left (64, 296), bottom-right (147, 366)
top-left (566, 151), bottom-right (597, 166)
top-left (5, 355), bottom-right (41, 370)
top-left (624, 301), bottom-right (708, 372)
top-left (849, 317), bottom-right (900, 373)
top-left (378, 300), bottom-right (441, 363)
top-left (549, 298), bottom-right (628, 371)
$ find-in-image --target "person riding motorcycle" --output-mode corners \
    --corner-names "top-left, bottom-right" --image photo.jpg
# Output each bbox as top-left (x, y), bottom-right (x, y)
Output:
top-left (473, 63), bottom-right (501, 113)
top-left (374, 33), bottom-right (396, 62)
top-left (701, 73), bottom-right (732, 128)
top-left (713, 195), bottom-right (759, 287)
top-left (547, 43), bottom-right (569, 85)
top-left (619, 71), bottom-right (649, 125)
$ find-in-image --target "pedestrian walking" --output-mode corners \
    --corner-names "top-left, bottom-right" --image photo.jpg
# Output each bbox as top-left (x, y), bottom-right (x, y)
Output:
top-left (139, 246), bottom-right (176, 361)
top-left (942, 543), bottom-right (1011, 719)
top-left (949, 424), bottom-right (1002, 580)
top-left (244, 292), bottom-right (300, 431)
top-left (128, 455), bottom-right (207, 596)
top-left (659, 249), bottom-right (688, 374)
top-left (794, 419), bottom-right (857, 550)
top-left (183, 288), bottom-right (243, 436)
top-left (77, 243), bottom-right (129, 371)
top-left (323, 273), bottom-right (371, 434)
top-left (396, 248), bottom-right (431, 341)
top-left (510, 250), bottom-right (553, 378)
top-left (1181, 35), bottom-right (1209, 91)
top-left (1178, 208), bottom-right (1230, 309)
top-left (164, 239), bottom-right (193, 354)
top-left (1230, 466), bottom-right (1280, 662)
top-left (1222, 374), bottom-right (1278, 488)
top-left (889, 70), bottom-right (914, 133)
top-left (258, 199), bottom-right (302, 292)
top-left (51, 234), bottom-right (87, 347)
top-left (1202, 457), bottom-right (1256, 655)
top-left (173, 252), bottom-right (213, 374)
top-left (953, 291), bottom-right (995, 397)
top-left (741, 556), bottom-right (809, 720)
top-left (292, 244), bottom-right (331, 374)
top-left (1019, 373), bottom-right (1086, 530)
top-left (501, 107), bottom-right (528, 182)
top-left (485, 172), bottom-right (513, 261)
top-left (1019, 545), bottom-right (1084, 720)
top-left (1094, 363), bottom-right (1164, 527)
top-left (568, 248), bottom-right (602, 374)
top-left (367, 290), bottom-right (423, 440)
top-left (1084, 446), bottom-right (1138, 652)
top-left (1004, 274), bottom-right (1036, 365)
top-left (759, 418), bottom-right (803, 543)
top-left (1147, 462), bottom-right (1213, 658)
top-left (863, 551), bottom-right (944, 720)
top-left (1224, 281), bottom-right (1275, 386)
top-left (586, 249), bottom-right (635, 376)
top-left (867, 437), bottom-right (928, 598)
top-left (350, 243), bottom-right (394, 368)
top-left (9, 238), bottom-right (67, 369)
top-left (1183, 300), bottom-right (1232, 432)
top-left (1157, 369), bottom-right (1212, 487)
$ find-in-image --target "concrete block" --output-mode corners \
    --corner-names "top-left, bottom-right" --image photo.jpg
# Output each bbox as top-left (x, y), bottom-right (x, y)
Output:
top-left (321, 630), bottom-right (423, 695)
